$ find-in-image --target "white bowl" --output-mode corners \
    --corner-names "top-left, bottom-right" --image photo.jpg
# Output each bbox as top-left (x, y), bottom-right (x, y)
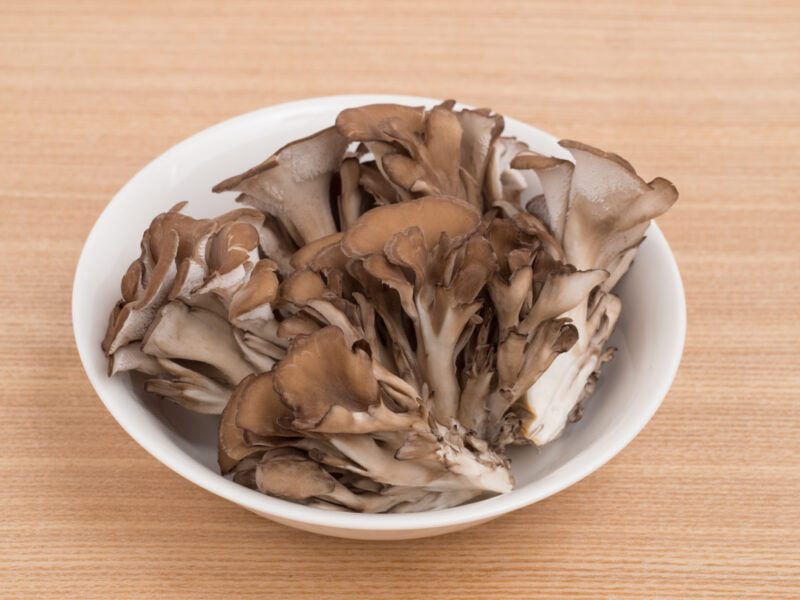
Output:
top-left (72, 95), bottom-right (685, 540)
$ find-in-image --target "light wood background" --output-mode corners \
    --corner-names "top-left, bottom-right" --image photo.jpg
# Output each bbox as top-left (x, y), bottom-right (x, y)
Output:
top-left (1, 1), bottom-right (798, 598)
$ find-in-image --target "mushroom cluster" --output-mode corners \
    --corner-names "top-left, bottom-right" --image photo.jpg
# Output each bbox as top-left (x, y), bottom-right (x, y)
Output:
top-left (103, 101), bottom-right (677, 512)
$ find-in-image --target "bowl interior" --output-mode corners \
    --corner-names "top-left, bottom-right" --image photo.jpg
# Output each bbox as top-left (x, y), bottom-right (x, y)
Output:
top-left (73, 95), bottom-right (684, 532)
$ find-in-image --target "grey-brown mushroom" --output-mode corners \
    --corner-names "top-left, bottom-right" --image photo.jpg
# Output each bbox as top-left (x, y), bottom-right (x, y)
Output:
top-left (213, 127), bottom-right (349, 246)
top-left (103, 100), bottom-right (677, 512)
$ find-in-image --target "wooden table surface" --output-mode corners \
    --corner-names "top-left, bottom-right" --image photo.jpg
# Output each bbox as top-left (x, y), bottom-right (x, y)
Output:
top-left (1, 1), bottom-right (798, 598)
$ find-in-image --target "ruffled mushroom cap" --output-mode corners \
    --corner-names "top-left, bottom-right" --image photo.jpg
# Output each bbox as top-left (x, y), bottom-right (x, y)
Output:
top-left (511, 152), bottom-right (573, 243)
top-left (342, 196), bottom-right (481, 257)
top-left (548, 140), bottom-right (678, 272)
top-left (274, 326), bottom-right (422, 434)
top-left (213, 127), bottom-right (349, 246)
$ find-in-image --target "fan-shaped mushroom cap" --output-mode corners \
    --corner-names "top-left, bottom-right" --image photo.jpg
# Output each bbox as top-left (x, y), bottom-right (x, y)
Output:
top-left (279, 269), bottom-right (329, 306)
top-left (120, 260), bottom-right (144, 302)
top-left (104, 205), bottom-right (267, 355)
top-left (232, 342), bottom-right (272, 377)
top-left (521, 292), bottom-right (622, 445)
top-left (213, 127), bottom-right (348, 246)
top-left (195, 222), bottom-right (260, 304)
top-left (445, 235), bottom-right (497, 305)
top-left (335, 104), bottom-right (426, 144)
top-left (276, 314), bottom-right (320, 340)
top-left (512, 212), bottom-right (565, 262)
top-left (255, 449), bottom-right (444, 512)
top-left (102, 229), bottom-right (180, 354)
top-left (228, 259), bottom-right (279, 322)
top-left (290, 232), bottom-right (345, 271)
top-left (456, 108), bottom-right (505, 208)
top-left (485, 136), bottom-right (529, 210)
top-left (274, 326), bottom-right (422, 434)
top-left (558, 139), bottom-right (678, 271)
top-left (234, 372), bottom-right (296, 438)
top-left (364, 105), bottom-right (465, 199)
top-left (499, 318), bottom-right (578, 400)
top-left (255, 448), bottom-right (340, 500)
top-left (218, 378), bottom-right (263, 474)
top-left (488, 265), bottom-right (533, 334)
top-left (359, 162), bottom-right (402, 204)
top-left (342, 196), bottom-right (481, 257)
top-left (511, 151), bottom-right (573, 242)
top-left (207, 222), bottom-right (260, 276)
top-left (362, 254), bottom-right (417, 317)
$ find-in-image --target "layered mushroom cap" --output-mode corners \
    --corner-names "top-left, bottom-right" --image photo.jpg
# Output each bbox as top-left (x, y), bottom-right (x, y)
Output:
top-left (104, 101), bottom-right (677, 512)
top-left (103, 204), bottom-right (284, 415)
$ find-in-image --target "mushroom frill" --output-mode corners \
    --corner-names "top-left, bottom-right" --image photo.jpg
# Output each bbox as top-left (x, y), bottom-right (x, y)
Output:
top-left (103, 101), bottom-right (677, 512)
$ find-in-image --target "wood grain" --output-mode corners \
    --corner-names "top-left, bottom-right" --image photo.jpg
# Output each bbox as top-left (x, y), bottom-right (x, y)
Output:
top-left (1, 1), bottom-right (798, 598)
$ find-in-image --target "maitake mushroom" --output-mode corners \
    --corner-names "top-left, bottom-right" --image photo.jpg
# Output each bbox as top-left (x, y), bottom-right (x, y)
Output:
top-left (103, 100), bottom-right (677, 512)
top-left (103, 203), bottom-right (283, 414)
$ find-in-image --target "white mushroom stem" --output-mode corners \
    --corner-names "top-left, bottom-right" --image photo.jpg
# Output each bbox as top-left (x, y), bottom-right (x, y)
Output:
top-left (141, 301), bottom-right (255, 384)
top-left (145, 359), bottom-right (231, 415)
top-left (329, 434), bottom-right (511, 494)
top-left (521, 293), bottom-right (622, 444)
top-left (233, 330), bottom-right (276, 372)
top-left (415, 299), bottom-right (478, 423)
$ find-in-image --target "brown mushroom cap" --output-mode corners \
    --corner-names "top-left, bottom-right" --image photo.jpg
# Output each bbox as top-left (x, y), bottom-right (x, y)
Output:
top-left (359, 162), bottom-right (402, 204)
top-left (234, 372), bottom-right (296, 438)
top-left (276, 313), bottom-right (320, 340)
top-left (257, 211), bottom-right (297, 276)
top-left (228, 259), bottom-right (279, 321)
top-left (457, 109), bottom-right (504, 170)
top-left (102, 228), bottom-right (180, 354)
top-left (419, 105), bottom-right (463, 195)
top-left (206, 221), bottom-right (260, 275)
top-left (120, 260), bottom-right (143, 303)
top-left (446, 235), bottom-right (497, 305)
top-left (274, 326), bottom-right (378, 426)
top-left (558, 139), bottom-right (678, 271)
top-left (363, 254), bottom-right (417, 317)
top-left (366, 106), bottom-right (465, 200)
top-left (218, 379), bottom-right (262, 474)
top-left (213, 127), bottom-right (348, 246)
top-left (290, 232), bottom-right (344, 271)
top-left (274, 326), bottom-right (421, 434)
top-left (335, 104), bottom-right (426, 143)
top-left (342, 196), bottom-right (481, 257)
top-left (485, 136), bottom-right (529, 210)
top-left (214, 207), bottom-right (265, 228)
top-left (279, 269), bottom-right (329, 306)
top-left (255, 449), bottom-right (339, 501)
